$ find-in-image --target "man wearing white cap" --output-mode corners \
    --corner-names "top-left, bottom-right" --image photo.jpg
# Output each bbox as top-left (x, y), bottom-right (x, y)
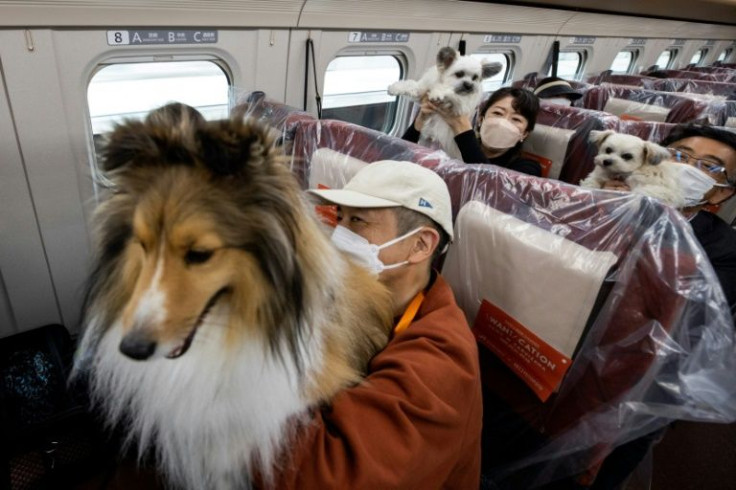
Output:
top-left (268, 160), bottom-right (482, 489)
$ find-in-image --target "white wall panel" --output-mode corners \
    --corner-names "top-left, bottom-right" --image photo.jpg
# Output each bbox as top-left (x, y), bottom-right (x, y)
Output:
top-left (0, 50), bottom-right (61, 337)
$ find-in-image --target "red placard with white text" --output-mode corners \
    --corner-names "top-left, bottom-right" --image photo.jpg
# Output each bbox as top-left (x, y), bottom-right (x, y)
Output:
top-left (473, 299), bottom-right (572, 402)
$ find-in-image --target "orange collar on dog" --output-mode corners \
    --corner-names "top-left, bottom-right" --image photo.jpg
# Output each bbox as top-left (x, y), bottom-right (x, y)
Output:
top-left (393, 291), bottom-right (425, 335)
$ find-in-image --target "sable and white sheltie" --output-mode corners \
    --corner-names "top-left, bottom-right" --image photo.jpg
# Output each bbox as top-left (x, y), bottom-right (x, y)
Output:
top-left (73, 103), bottom-right (394, 489)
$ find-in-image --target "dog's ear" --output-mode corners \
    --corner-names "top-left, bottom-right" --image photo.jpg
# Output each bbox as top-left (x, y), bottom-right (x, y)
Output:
top-left (643, 141), bottom-right (671, 166)
top-left (588, 129), bottom-right (616, 148)
top-left (199, 117), bottom-right (276, 177)
top-left (101, 103), bottom-right (205, 173)
top-left (436, 47), bottom-right (457, 72)
top-left (481, 61), bottom-right (503, 79)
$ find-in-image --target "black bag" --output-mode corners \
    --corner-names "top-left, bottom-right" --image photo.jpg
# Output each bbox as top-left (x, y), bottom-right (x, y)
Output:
top-left (0, 324), bottom-right (110, 490)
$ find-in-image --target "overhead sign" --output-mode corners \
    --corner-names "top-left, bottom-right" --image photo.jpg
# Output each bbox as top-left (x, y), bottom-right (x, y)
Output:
top-left (347, 31), bottom-right (410, 43)
top-left (570, 36), bottom-right (596, 45)
top-left (106, 30), bottom-right (218, 46)
top-left (483, 34), bottom-right (522, 44)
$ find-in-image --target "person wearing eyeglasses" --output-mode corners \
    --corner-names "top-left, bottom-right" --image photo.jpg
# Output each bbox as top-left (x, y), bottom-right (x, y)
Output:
top-left (603, 123), bottom-right (736, 317)
top-left (593, 123), bottom-right (736, 490)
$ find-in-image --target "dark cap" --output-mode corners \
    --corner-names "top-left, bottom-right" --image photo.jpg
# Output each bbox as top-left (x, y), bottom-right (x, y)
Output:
top-left (533, 77), bottom-right (583, 100)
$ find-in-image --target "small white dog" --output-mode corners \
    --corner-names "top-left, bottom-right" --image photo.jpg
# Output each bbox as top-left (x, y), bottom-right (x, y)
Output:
top-left (580, 130), bottom-right (686, 208)
top-left (388, 47), bottom-right (502, 159)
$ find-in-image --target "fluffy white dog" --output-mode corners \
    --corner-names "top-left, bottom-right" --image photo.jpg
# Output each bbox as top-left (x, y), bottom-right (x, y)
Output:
top-left (388, 47), bottom-right (502, 159)
top-left (580, 130), bottom-right (686, 208)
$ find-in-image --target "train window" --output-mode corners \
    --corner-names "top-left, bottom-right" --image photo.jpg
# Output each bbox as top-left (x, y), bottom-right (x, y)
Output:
top-left (690, 49), bottom-right (708, 66)
top-left (718, 48), bottom-right (733, 62)
top-left (470, 53), bottom-right (511, 92)
top-left (655, 49), bottom-right (677, 69)
top-left (610, 50), bottom-right (637, 73)
top-left (547, 51), bottom-right (584, 80)
top-left (322, 55), bottom-right (402, 133)
top-left (88, 61), bottom-right (229, 135)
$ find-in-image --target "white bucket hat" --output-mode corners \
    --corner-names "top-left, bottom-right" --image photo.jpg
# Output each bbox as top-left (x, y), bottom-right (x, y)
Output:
top-left (308, 160), bottom-right (454, 240)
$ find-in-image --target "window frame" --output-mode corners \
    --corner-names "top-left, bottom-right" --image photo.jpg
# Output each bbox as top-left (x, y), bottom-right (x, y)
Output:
top-left (86, 56), bottom-right (232, 136)
top-left (655, 48), bottom-right (678, 70)
top-left (690, 48), bottom-right (709, 66)
top-left (610, 49), bottom-right (638, 74)
top-left (547, 49), bottom-right (586, 81)
top-left (469, 50), bottom-right (515, 93)
top-left (717, 48), bottom-right (731, 62)
top-left (85, 56), bottom-right (232, 183)
top-left (321, 52), bottom-right (405, 134)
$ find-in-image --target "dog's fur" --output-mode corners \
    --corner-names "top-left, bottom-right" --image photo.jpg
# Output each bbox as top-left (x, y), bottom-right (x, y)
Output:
top-left (580, 130), bottom-right (686, 207)
top-left (73, 104), bottom-right (394, 489)
top-left (388, 47), bottom-right (502, 160)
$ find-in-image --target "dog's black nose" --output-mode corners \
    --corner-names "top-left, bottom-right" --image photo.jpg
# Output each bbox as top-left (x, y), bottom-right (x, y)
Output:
top-left (119, 331), bottom-right (157, 360)
top-left (462, 81), bottom-right (473, 91)
top-left (603, 159), bottom-right (613, 167)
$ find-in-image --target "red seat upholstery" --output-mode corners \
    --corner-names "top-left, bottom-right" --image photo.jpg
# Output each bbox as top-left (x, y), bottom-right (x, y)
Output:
top-left (684, 66), bottom-right (736, 83)
top-left (652, 78), bottom-right (736, 98)
top-left (285, 116), bottom-right (736, 488)
top-left (582, 85), bottom-right (713, 124)
top-left (586, 73), bottom-right (658, 89)
top-left (616, 120), bottom-right (676, 143)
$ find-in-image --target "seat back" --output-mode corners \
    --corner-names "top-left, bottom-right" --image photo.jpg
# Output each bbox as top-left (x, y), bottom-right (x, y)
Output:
top-left (522, 103), bottom-right (619, 184)
top-left (583, 85), bottom-right (712, 124)
top-left (652, 78), bottom-right (736, 98)
top-left (284, 112), bottom-right (736, 488)
top-left (434, 164), bottom-right (735, 487)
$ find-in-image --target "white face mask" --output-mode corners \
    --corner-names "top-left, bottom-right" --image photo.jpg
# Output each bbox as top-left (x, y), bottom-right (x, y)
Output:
top-left (677, 163), bottom-right (717, 207)
top-left (545, 97), bottom-right (572, 106)
top-left (330, 225), bottom-right (423, 274)
top-left (479, 117), bottom-right (523, 149)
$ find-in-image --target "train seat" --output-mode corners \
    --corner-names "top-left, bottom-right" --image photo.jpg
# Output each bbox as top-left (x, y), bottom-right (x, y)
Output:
top-left (684, 66), bottom-right (736, 83)
top-left (437, 164), bottom-right (733, 487)
top-left (616, 119), bottom-right (676, 143)
top-left (582, 85), bottom-right (712, 124)
top-left (232, 91), bottom-right (316, 155)
top-left (586, 72), bottom-right (657, 89)
top-left (285, 116), bottom-right (736, 488)
top-left (651, 69), bottom-right (724, 82)
top-left (652, 78), bottom-right (736, 98)
top-left (522, 103), bottom-right (618, 181)
top-left (520, 103), bottom-right (619, 184)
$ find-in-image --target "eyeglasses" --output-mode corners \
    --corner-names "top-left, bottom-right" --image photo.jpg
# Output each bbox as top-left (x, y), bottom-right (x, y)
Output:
top-left (667, 147), bottom-right (734, 187)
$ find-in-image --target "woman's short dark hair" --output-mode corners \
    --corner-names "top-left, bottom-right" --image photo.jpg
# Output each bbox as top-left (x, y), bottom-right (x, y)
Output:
top-left (478, 87), bottom-right (540, 132)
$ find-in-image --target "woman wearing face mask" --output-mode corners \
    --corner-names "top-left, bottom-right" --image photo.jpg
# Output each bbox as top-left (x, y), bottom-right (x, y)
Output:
top-left (402, 87), bottom-right (543, 176)
top-left (532, 76), bottom-right (583, 107)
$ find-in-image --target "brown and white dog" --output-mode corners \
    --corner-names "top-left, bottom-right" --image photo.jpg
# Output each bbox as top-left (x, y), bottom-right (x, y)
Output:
top-left (73, 103), bottom-right (393, 489)
top-left (580, 129), bottom-right (686, 208)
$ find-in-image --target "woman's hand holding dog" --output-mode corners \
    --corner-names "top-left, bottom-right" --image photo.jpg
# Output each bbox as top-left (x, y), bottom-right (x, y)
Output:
top-left (414, 96), bottom-right (472, 135)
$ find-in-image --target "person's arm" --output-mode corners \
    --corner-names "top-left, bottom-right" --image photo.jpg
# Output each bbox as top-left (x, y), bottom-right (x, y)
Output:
top-left (266, 287), bottom-right (482, 489)
top-left (401, 119), bottom-right (421, 143)
top-left (401, 98), bottom-right (437, 143)
top-left (454, 130), bottom-right (489, 164)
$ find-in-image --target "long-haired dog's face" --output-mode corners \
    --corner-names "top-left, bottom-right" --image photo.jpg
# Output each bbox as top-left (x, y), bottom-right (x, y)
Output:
top-left (589, 130), bottom-right (671, 176)
top-left (86, 103), bottom-right (307, 362)
top-left (435, 47), bottom-right (502, 97)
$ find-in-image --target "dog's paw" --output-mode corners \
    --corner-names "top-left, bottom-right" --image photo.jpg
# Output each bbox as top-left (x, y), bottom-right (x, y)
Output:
top-left (388, 80), bottom-right (418, 97)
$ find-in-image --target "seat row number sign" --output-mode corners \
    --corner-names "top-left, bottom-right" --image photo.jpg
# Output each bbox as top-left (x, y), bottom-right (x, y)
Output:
top-left (348, 31), bottom-right (409, 43)
top-left (107, 30), bottom-right (218, 46)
